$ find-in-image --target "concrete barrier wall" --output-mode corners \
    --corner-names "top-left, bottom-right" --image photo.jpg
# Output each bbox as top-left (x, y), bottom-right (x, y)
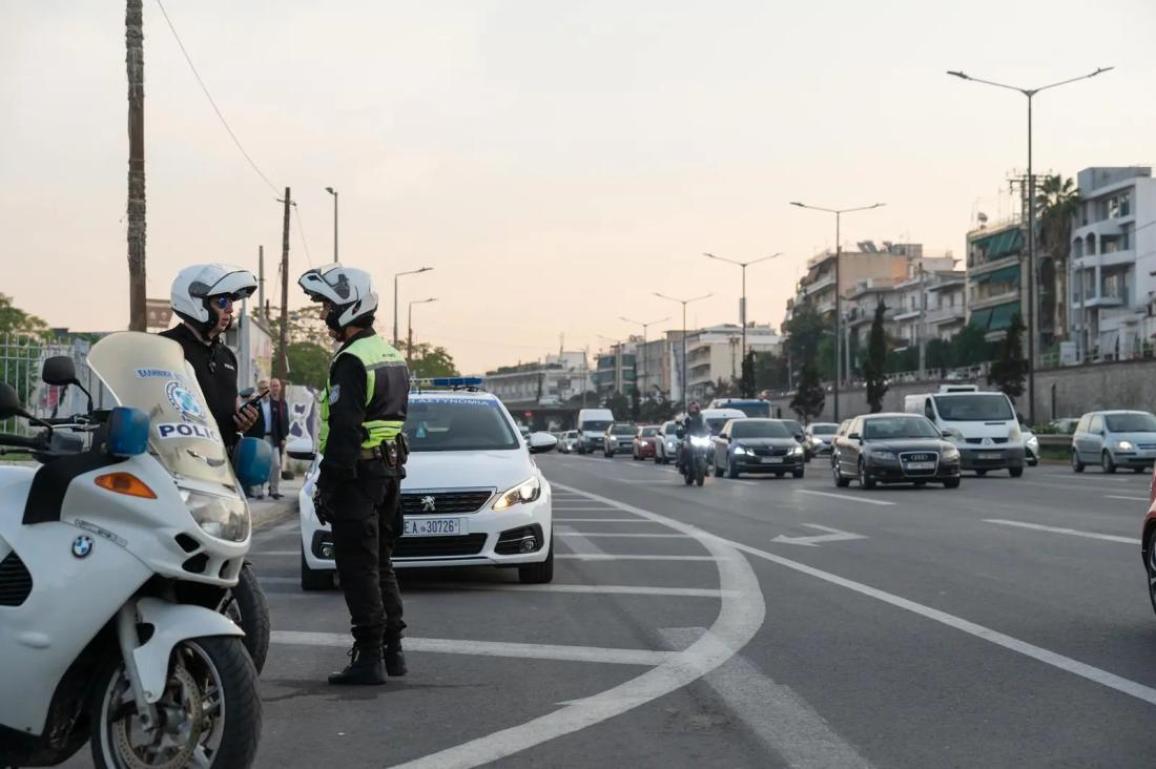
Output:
top-left (767, 358), bottom-right (1156, 424)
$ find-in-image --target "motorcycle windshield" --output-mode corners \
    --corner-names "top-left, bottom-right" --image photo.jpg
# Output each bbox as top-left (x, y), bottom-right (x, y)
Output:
top-left (87, 332), bottom-right (236, 491)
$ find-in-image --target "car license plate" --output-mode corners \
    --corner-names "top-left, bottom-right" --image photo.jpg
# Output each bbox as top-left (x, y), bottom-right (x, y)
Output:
top-left (761, 457), bottom-right (783, 464)
top-left (403, 518), bottom-right (466, 537)
top-left (906, 461), bottom-right (935, 471)
top-left (978, 452), bottom-right (1002, 461)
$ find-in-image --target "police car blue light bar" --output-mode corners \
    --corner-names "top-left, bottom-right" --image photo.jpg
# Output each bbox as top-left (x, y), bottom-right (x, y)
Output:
top-left (430, 377), bottom-right (484, 388)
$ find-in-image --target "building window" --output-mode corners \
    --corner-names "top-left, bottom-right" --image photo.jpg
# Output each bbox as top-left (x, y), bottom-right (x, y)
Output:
top-left (1086, 234), bottom-right (1096, 256)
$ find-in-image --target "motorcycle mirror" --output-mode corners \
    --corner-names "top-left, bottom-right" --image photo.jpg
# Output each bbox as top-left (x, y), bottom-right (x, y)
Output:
top-left (106, 406), bottom-right (150, 457)
top-left (0, 382), bottom-right (26, 420)
top-left (41, 356), bottom-right (78, 386)
top-left (234, 436), bottom-right (273, 487)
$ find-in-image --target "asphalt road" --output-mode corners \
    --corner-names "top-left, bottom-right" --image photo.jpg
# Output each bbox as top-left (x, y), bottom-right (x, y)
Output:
top-left (63, 454), bottom-right (1156, 768)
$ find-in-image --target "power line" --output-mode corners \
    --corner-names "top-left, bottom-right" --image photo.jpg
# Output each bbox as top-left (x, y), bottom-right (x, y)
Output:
top-left (292, 204), bottom-right (314, 267)
top-left (153, 0), bottom-right (280, 195)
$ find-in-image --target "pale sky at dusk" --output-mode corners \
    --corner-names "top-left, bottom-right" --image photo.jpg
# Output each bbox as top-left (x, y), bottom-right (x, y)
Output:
top-left (3, 0), bottom-right (1154, 374)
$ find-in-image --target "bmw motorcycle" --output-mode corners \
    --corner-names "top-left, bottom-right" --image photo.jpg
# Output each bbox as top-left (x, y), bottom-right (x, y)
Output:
top-left (680, 432), bottom-right (710, 487)
top-left (0, 332), bottom-right (270, 769)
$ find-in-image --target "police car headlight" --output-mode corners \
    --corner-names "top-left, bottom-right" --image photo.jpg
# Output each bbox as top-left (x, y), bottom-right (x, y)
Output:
top-left (180, 488), bottom-right (250, 542)
top-left (493, 476), bottom-right (541, 511)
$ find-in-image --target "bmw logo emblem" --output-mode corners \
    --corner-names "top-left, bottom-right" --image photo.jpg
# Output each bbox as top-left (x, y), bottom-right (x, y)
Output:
top-left (71, 535), bottom-right (94, 559)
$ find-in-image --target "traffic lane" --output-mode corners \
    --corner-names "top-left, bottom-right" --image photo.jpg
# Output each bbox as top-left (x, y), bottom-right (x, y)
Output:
top-left (540, 456), bottom-right (1156, 689)
top-left (548, 462), bottom-right (1156, 767)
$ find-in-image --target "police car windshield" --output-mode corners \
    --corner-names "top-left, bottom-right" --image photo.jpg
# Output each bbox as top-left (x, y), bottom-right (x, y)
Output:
top-left (404, 398), bottom-right (519, 452)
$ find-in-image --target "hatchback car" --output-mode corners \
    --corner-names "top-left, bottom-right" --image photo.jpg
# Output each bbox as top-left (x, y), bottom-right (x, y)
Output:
top-left (655, 420), bottom-right (680, 464)
top-left (1072, 410), bottom-right (1156, 474)
top-left (298, 388), bottom-right (556, 589)
top-left (805, 422), bottom-right (839, 457)
top-left (832, 413), bottom-right (961, 489)
top-left (558, 430), bottom-right (578, 453)
top-left (632, 425), bottom-right (659, 460)
top-left (603, 422), bottom-right (636, 457)
top-left (712, 418), bottom-right (805, 479)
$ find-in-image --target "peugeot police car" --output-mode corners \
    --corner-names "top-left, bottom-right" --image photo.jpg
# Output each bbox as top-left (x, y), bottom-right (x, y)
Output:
top-left (297, 378), bottom-right (557, 589)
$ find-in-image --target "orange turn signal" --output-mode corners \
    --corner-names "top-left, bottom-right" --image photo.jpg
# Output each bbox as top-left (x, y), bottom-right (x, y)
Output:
top-left (94, 472), bottom-right (157, 499)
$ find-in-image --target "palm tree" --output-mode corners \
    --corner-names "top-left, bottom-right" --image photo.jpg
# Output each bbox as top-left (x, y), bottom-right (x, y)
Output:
top-left (1036, 175), bottom-right (1079, 344)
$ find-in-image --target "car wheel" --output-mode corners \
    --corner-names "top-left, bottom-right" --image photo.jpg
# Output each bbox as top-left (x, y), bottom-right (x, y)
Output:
top-left (792, 468), bottom-right (805, 479)
top-left (975, 469), bottom-right (987, 477)
top-left (1102, 451), bottom-right (1117, 474)
top-left (1009, 466), bottom-right (1024, 478)
top-left (833, 461), bottom-right (850, 488)
top-left (859, 458), bottom-right (875, 490)
top-left (300, 547), bottom-right (334, 591)
top-left (714, 458), bottom-right (724, 478)
top-left (1071, 450), bottom-right (1085, 473)
top-left (519, 541), bottom-right (554, 584)
top-left (943, 477), bottom-right (961, 489)
top-left (1146, 527), bottom-right (1156, 618)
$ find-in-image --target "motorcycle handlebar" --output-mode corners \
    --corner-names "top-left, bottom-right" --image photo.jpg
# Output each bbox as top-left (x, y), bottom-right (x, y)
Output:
top-left (0, 433), bottom-right (46, 450)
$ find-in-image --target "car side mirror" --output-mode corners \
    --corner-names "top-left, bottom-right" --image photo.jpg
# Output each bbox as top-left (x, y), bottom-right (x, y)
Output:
top-left (848, 432), bottom-right (861, 441)
top-left (41, 356), bottom-right (78, 386)
top-left (794, 433), bottom-right (805, 442)
top-left (529, 432), bottom-right (558, 454)
top-left (0, 382), bottom-right (26, 420)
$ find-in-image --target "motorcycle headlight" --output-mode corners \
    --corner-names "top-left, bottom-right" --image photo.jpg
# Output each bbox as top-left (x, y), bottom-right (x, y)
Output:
top-left (1117, 440), bottom-right (1135, 452)
top-left (180, 488), bottom-right (250, 542)
top-left (942, 446), bottom-right (960, 461)
top-left (493, 476), bottom-right (541, 511)
top-left (690, 436), bottom-right (712, 448)
top-left (873, 450), bottom-right (898, 460)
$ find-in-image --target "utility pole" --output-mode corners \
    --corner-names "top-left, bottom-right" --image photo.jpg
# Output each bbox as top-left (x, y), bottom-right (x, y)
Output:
top-left (257, 245), bottom-right (265, 323)
top-left (274, 188), bottom-right (291, 378)
top-left (325, 187), bottom-right (338, 262)
top-left (654, 292), bottom-right (712, 411)
top-left (917, 260), bottom-right (927, 379)
top-left (125, 0), bottom-right (147, 332)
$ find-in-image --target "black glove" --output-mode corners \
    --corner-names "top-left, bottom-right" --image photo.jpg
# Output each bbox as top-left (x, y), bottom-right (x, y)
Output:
top-left (313, 481), bottom-right (336, 526)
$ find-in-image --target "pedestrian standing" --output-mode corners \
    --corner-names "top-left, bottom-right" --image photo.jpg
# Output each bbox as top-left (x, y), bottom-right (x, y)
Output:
top-left (298, 264), bottom-right (410, 686)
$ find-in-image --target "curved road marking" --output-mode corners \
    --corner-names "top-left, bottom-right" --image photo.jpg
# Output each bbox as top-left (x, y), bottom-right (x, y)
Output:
top-left (387, 482), bottom-right (766, 769)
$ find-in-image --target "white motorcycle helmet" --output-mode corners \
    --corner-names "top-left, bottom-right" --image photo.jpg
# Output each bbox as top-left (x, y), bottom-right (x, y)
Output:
top-left (298, 264), bottom-right (379, 331)
top-left (170, 263), bottom-right (258, 336)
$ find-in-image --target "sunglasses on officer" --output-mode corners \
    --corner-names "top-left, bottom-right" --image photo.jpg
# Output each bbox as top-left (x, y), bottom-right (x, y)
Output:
top-left (210, 294), bottom-right (242, 309)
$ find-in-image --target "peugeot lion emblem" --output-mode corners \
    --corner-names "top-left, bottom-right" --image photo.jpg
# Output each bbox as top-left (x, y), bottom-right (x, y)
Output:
top-left (71, 535), bottom-right (94, 559)
top-left (421, 495), bottom-right (437, 513)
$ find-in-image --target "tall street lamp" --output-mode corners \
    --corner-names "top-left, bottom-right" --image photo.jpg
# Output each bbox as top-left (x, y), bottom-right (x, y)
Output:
top-left (393, 266), bottom-right (433, 348)
top-left (620, 315), bottom-right (669, 395)
top-left (948, 66), bottom-right (1113, 425)
top-left (704, 251), bottom-right (782, 383)
top-left (406, 297), bottom-right (437, 367)
top-left (324, 187), bottom-right (338, 262)
top-left (654, 292), bottom-right (712, 411)
top-left (790, 201), bottom-right (885, 422)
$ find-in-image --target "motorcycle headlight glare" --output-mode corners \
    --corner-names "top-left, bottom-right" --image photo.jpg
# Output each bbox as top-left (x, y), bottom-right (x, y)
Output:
top-left (180, 488), bottom-right (250, 542)
top-left (690, 436), bottom-right (712, 448)
top-left (493, 476), bottom-right (541, 511)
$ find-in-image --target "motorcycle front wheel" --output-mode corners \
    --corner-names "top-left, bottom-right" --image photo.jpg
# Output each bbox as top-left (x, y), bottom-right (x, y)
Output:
top-left (90, 636), bottom-right (262, 769)
top-left (220, 563), bottom-right (270, 674)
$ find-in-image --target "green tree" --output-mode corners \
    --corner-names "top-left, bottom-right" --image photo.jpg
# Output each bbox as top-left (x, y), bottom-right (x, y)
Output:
top-left (1036, 175), bottom-right (1080, 340)
top-left (988, 314), bottom-right (1028, 401)
top-left (753, 351), bottom-right (789, 392)
top-left (0, 294), bottom-right (48, 338)
top-left (740, 351), bottom-right (756, 397)
top-left (604, 392), bottom-right (630, 420)
top-left (285, 341), bottom-right (330, 390)
top-left (952, 324), bottom-right (993, 367)
top-left (784, 302), bottom-right (830, 362)
top-left (790, 361), bottom-right (825, 423)
top-left (863, 301), bottom-right (889, 412)
top-left (630, 387), bottom-right (641, 422)
top-left (399, 342), bottom-right (459, 379)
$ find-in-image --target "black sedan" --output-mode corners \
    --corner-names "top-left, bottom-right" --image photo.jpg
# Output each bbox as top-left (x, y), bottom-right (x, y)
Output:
top-left (832, 413), bottom-right (961, 489)
top-left (712, 418), bottom-right (806, 479)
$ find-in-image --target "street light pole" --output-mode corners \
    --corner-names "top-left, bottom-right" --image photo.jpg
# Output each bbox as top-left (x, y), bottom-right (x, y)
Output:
top-left (947, 66), bottom-right (1113, 425)
top-left (406, 297), bottom-right (437, 367)
top-left (654, 292), bottom-right (712, 411)
top-left (790, 202), bottom-right (885, 421)
top-left (704, 252), bottom-right (781, 392)
top-left (324, 187), bottom-right (338, 262)
top-left (620, 315), bottom-right (669, 395)
top-left (393, 266), bottom-right (433, 348)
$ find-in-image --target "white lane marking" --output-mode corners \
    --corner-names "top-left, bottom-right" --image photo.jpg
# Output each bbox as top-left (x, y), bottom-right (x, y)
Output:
top-left (772, 524), bottom-right (868, 548)
top-left (552, 506), bottom-right (623, 511)
top-left (797, 489), bottom-right (895, 507)
top-left (554, 525), bottom-right (606, 557)
top-left (553, 517), bottom-right (657, 523)
top-left (719, 537), bottom-right (1156, 708)
top-left (435, 583), bottom-right (733, 598)
top-left (272, 630), bottom-right (674, 666)
top-left (1105, 495), bottom-right (1149, 502)
top-left (660, 628), bottom-right (874, 769)
top-left (556, 532), bottom-right (689, 539)
top-left (612, 479), bottom-right (684, 485)
top-left (387, 483), bottom-right (765, 769)
top-left (556, 554), bottom-right (721, 562)
top-left (983, 518), bottom-right (1141, 545)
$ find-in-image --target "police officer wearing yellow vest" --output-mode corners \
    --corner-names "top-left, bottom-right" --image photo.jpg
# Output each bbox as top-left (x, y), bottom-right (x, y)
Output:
top-left (299, 264), bottom-right (410, 686)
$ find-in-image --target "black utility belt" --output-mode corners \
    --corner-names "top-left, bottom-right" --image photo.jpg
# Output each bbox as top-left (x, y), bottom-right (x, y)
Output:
top-left (359, 438), bottom-right (407, 467)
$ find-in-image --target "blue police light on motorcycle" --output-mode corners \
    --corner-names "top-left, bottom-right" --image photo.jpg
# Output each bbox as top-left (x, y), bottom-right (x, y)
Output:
top-left (233, 436), bottom-right (273, 487)
top-left (106, 407), bottom-right (150, 457)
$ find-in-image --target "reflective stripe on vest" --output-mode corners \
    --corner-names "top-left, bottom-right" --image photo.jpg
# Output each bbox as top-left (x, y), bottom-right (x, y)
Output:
top-left (319, 334), bottom-right (409, 453)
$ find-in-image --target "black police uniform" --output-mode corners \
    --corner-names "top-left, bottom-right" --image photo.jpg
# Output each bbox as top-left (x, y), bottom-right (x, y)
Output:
top-left (317, 328), bottom-right (410, 682)
top-left (160, 323), bottom-right (244, 452)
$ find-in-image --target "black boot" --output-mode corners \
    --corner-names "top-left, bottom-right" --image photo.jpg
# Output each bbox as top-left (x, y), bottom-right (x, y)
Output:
top-left (328, 643), bottom-right (386, 686)
top-left (384, 639), bottom-right (407, 677)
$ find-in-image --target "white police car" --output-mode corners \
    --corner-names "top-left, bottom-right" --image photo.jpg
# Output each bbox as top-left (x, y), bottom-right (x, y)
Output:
top-left (297, 378), bottom-right (557, 590)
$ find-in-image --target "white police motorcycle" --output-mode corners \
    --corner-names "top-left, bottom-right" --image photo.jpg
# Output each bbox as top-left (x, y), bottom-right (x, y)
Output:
top-left (0, 333), bottom-right (270, 768)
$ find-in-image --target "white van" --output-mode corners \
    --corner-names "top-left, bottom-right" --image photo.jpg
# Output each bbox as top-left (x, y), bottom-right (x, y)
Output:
top-left (575, 408), bottom-right (615, 454)
top-left (701, 408), bottom-right (748, 435)
top-left (904, 386), bottom-right (1025, 477)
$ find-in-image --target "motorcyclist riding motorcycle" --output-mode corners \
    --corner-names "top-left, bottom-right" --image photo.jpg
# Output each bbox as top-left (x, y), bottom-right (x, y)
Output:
top-left (677, 401), bottom-right (708, 472)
